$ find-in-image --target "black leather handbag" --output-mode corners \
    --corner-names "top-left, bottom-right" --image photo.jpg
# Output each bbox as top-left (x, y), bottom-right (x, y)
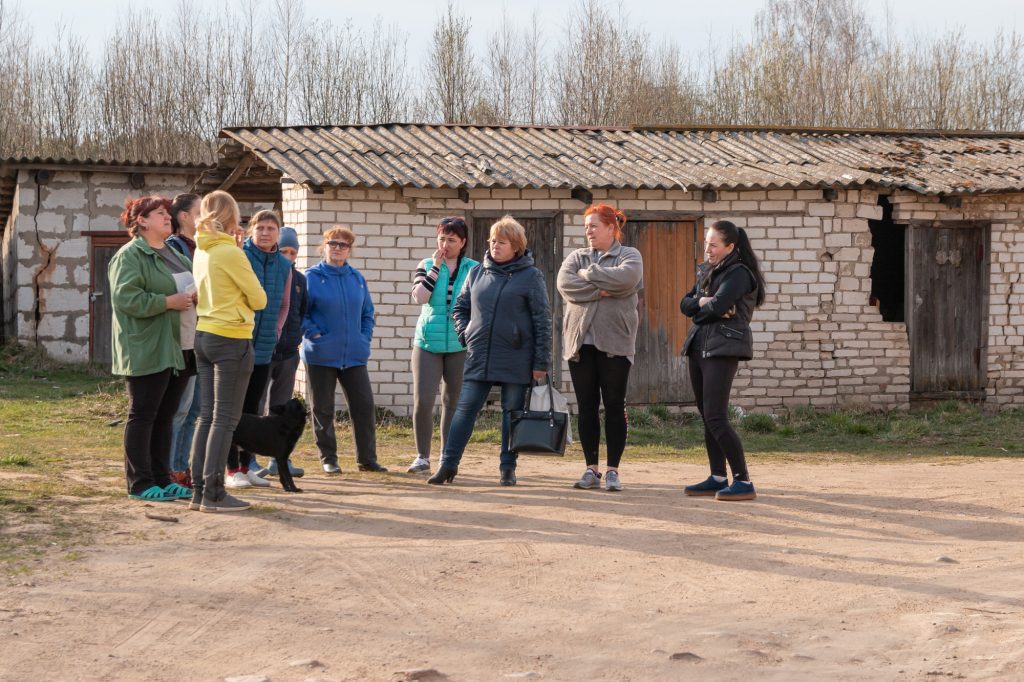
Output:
top-left (509, 376), bottom-right (569, 456)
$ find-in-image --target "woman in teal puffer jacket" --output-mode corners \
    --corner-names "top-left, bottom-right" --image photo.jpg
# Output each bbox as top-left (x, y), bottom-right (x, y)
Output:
top-left (406, 217), bottom-right (478, 474)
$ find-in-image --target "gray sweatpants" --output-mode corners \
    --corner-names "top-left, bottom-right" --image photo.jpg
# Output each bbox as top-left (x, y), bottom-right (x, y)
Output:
top-left (411, 346), bottom-right (466, 460)
top-left (191, 331), bottom-right (254, 500)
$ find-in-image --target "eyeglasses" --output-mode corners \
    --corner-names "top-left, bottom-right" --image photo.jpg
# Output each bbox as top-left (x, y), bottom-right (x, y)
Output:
top-left (326, 240), bottom-right (352, 250)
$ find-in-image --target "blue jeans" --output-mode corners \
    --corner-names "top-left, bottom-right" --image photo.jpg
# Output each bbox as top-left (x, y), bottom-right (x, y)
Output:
top-left (440, 380), bottom-right (528, 471)
top-left (169, 375), bottom-right (201, 472)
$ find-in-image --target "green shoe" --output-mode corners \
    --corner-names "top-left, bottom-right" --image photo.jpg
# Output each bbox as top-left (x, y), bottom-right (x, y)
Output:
top-left (163, 483), bottom-right (192, 500)
top-left (129, 485), bottom-right (175, 502)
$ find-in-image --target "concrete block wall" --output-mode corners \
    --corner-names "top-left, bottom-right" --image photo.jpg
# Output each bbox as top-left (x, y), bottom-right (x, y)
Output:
top-left (13, 170), bottom-right (196, 361)
top-left (281, 182), bottom-right (1024, 415)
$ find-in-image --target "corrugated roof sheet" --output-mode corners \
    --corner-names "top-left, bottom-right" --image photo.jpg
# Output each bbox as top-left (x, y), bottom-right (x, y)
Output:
top-left (216, 123), bottom-right (1024, 195)
top-left (0, 156), bottom-right (212, 171)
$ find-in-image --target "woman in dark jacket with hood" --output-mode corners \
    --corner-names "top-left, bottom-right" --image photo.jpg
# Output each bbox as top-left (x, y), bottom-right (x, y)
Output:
top-left (428, 215), bottom-right (551, 487)
top-left (680, 220), bottom-right (765, 502)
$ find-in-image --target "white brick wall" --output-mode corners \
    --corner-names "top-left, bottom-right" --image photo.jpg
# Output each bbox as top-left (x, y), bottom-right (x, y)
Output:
top-left (280, 184), bottom-right (1024, 414)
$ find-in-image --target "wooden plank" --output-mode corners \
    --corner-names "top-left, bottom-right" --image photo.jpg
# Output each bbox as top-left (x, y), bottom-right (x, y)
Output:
top-left (622, 220), bottom-right (698, 405)
top-left (908, 222), bottom-right (988, 397)
top-left (89, 241), bottom-right (127, 366)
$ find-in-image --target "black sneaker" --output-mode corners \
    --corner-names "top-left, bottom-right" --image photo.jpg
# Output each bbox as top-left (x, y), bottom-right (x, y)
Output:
top-left (358, 462), bottom-right (389, 473)
top-left (684, 476), bottom-right (729, 497)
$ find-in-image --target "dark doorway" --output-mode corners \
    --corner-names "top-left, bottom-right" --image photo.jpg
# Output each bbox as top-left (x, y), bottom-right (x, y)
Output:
top-left (906, 221), bottom-right (989, 402)
top-left (86, 231), bottom-right (130, 366)
top-left (869, 196), bottom-right (906, 322)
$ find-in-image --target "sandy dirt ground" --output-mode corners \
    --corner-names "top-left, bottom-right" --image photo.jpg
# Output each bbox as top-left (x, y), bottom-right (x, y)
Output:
top-left (1, 455), bottom-right (1023, 682)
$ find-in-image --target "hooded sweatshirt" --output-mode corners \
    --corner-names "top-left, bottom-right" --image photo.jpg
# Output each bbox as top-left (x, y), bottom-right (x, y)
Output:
top-left (193, 230), bottom-right (267, 339)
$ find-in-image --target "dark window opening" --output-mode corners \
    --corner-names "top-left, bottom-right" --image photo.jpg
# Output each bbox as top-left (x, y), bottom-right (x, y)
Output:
top-left (868, 195), bottom-right (906, 322)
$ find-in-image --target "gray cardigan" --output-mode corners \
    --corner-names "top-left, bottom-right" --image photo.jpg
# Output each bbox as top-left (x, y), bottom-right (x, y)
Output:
top-left (556, 241), bottom-right (644, 363)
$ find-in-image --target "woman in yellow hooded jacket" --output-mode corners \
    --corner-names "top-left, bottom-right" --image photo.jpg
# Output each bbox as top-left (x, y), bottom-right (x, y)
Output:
top-left (189, 190), bottom-right (267, 513)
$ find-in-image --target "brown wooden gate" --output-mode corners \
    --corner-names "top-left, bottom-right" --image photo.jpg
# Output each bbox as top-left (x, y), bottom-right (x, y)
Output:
top-left (622, 220), bottom-right (701, 404)
top-left (86, 231), bottom-right (130, 366)
top-left (466, 211), bottom-right (563, 380)
top-left (905, 221), bottom-right (988, 401)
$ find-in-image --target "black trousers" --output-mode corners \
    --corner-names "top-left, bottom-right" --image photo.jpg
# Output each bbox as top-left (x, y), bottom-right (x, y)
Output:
top-left (568, 345), bottom-right (632, 468)
top-left (227, 362), bottom-right (271, 471)
top-left (306, 363), bottom-right (379, 466)
top-left (124, 368), bottom-right (191, 495)
top-left (686, 349), bottom-right (749, 481)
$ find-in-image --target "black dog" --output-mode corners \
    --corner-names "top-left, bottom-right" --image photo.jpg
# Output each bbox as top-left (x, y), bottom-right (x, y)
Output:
top-left (233, 398), bottom-right (308, 493)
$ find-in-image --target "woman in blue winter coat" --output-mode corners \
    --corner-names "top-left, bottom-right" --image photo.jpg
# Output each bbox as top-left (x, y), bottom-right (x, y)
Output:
top-left (427, 215), bottom-right (551, 487)
top-left (302, 226), bottom-right (388, 474)
top-left (407, 216), bottom-right (478, 474)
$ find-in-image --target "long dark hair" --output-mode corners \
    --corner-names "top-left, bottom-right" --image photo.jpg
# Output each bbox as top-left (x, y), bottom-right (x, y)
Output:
top-left (710, 220), bottom-right (766, 307)
top-left (170, 193), bottom-right (201, 234)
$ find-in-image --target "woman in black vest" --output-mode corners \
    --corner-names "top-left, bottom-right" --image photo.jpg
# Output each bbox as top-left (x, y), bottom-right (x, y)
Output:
top-left (680, 220), bottom-right (765, 501)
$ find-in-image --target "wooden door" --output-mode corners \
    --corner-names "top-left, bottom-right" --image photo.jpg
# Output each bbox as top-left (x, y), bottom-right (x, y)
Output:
top-left (87, 232), bottom-right (131, 366)
top-left (622, 220), bottom-right (700, 404)
top-left (467, 212), bottom-right (563, 380)
top-left (906, 221), bottom-right (988, 401)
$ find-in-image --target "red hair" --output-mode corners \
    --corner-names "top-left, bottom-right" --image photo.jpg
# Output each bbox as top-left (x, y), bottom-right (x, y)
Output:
top-left (121, 195), bottom-right (171, 237)
top-left (584, 203), bottom-right (627, 241)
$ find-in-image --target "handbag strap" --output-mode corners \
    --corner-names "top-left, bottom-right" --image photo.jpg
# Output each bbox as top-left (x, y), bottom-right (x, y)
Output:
top-left (522, 374), bottom-right (557, 418)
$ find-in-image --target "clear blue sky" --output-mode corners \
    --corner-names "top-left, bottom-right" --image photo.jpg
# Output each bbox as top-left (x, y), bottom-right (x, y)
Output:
top-left (21, 0), bottom-right (1023, 60)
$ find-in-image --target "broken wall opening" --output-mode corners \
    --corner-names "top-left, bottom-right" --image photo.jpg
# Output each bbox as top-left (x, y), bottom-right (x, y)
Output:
top-left (869, 195), bottom-right (906, 322)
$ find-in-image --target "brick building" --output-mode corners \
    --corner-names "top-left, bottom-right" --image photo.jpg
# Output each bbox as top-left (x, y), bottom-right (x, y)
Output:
top-left (193, 123), bottom-right (1024, 413)
top-left (0, 158), bottom-right (210, 363)
top-left (11, 124), bottom-right (1024, 414)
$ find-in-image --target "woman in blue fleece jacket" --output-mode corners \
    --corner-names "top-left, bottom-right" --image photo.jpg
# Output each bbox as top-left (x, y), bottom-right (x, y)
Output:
top-left (301, 225), bottom-right (387, 474)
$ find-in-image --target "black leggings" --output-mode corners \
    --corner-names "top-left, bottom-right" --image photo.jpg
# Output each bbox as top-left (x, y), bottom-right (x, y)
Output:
top-left (687, 349), bottom-right (749, 481)
top-left (227, 362), bottom-right (271, 471)
top-left (568, 345), bottom-right (632, 468)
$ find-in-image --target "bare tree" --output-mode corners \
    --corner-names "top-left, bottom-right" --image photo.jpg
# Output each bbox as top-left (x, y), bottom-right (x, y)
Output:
top-left (272, 0), bottom-right (306, 125)
top-left (364, 19), bottom-right (410, 123)
top-left (427, 2), bottom-right (480, 123)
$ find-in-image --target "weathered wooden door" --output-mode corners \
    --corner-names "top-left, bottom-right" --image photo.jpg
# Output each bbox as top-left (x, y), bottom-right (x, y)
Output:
top-left (466, 212), bottom-right (563, 380)
top-left (87, 232), bottom-right (130, 366)
top-left (906, 221), bottom-right (988, 401)
top-left (622, 220), bottom-right (700, 404)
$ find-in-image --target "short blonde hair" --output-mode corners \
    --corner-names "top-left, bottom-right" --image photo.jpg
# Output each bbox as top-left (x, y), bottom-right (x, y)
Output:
top-left (489, 215), bottom-right (527, 257)
top-left (321, 225), bottom-right (357, 257)
top-left (197, 190), bottom-right (241, 235)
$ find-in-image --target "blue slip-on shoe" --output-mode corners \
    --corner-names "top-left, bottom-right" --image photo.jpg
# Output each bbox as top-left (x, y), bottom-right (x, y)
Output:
top-left (684, 476), bottom-right (729, 497)
top-left (715, 480), bottom-right (756, 502)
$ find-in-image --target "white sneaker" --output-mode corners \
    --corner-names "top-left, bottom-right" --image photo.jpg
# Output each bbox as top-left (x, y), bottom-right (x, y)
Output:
top-left (246, 470), bottom-right (270, 487)
top-left (323, 462), bottom-right (341, 474)
top-left (407, 457), bottom-right (431, 473)
top-left (225, 471), bottom-right (252, 489)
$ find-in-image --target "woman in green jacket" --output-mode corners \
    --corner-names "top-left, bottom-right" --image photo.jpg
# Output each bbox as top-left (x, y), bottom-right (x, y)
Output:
top-left (406, 217), bottom-right (478, 474)
top-left (109, 196), bottom-right (196, 502)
